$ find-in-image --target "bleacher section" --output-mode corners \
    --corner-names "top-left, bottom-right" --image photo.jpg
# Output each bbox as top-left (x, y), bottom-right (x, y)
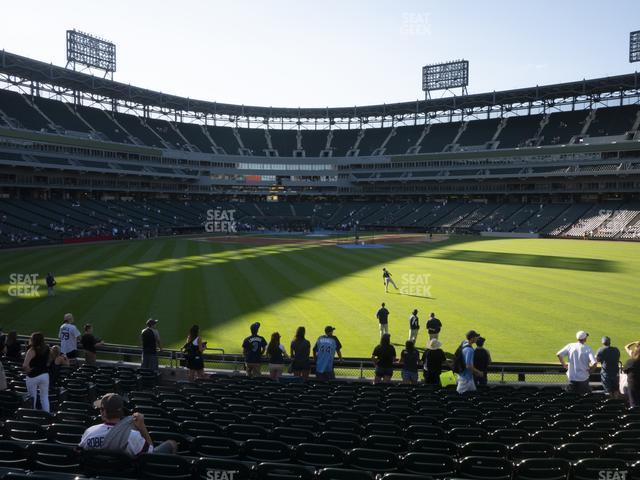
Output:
top-left (0, 89), bottom-right (51, 131)
top-left (539, 110), bottom-right (589, 146)
top-left (457, 118), bottom-right (501, 148)
top-left (587, 104), bottom-right (640, 138)
top-left (177, 123), bottom-right (215, 153)
top-left (301, 130), bottom-right (329, 157)
top-left (74, 105), bottom-right (132, 144)
top-left (495, 115), bottom-right (543, 149)
top-left (356, 128), bottom-right (391, 156)
top-left (384, 125), bottom-right (424, 155)
top-left (238, 128), bottom-right (268, 156)
top-left (330, 129), bottom-right (359, 157)
top-left (114, 112), bottom-right (165, 148)
top-left (420, 123), bottom-right (459, 153)
top-left (207, 125), bottom-right (240, 155)
top-left (0, 356), bottom-right (638, 480)
top-left (268, 129), bottom-right (298, 157)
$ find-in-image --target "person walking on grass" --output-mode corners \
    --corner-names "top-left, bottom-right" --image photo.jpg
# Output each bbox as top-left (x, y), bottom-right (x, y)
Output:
top-left (372, 333), bottom-right (396, 384)
top-left (290, 326), bottom-right (311, 380)
top-left (557, 330), bottom-right (596, 395)
top-left (377, 302), bottom-right (390, 337)
top-left (408, 309), bottom-right (420, 343)
top-left (382, 268), bottom-right (398, 293)
top-left (46, 272), bottom-right (56, 297)
top-left (426, 312), bottom-right (442, 340)
top-left (267, 332), bottom-right (288, 381)
top-left (183, 325), bottom-right (206, 381)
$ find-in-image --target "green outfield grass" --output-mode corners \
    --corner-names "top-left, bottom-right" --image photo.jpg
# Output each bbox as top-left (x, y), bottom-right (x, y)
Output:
top-left (1, 235), bottom-right (639, 363)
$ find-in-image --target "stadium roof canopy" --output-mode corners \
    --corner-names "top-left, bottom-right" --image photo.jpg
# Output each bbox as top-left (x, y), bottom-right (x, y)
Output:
top-left (1, 50), bottom-right (639, 121)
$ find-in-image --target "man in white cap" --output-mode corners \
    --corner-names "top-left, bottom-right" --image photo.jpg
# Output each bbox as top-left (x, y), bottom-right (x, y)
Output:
top-left (557, 330), bottom-right (596, 395)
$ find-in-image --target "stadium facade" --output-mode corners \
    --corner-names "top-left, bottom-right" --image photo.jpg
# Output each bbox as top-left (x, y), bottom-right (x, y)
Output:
top-left (1, 50), bottom-right (640, 244)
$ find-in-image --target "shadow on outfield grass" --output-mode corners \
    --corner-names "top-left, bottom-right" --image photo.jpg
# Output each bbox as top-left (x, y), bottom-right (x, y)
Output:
top-left (431, 249), bottom-right (620, 272)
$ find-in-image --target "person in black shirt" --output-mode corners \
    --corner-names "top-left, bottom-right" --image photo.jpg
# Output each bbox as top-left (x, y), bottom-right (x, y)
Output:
top-left (0, 328), bottom-right (6, 354)
top-left (81, 324), bottom-right (104, 365)
top-left (596, 336), bottom-right (621, 395)
top-left (183, 324), bottom-right (206, 381)
top-left (623, 345), bottom-right (640, 408)
top-left (372, 333), bottom-right (396, 384)
top-left (422, 338), bottom-right (446, 385)
top-left (140, 319), bottom-right (161, 372)
top-left (242, 322), bottom-right (267, 378)
top-left (400, 340), bottom-right (420, 384)
top-left (408, 309), bottom-right (419, 343)
top-left (46, 272), bottom-right (56, 297)
top-left (4, 331), bottom-right (22, 362)
top-left (473, 337), bottom-right (492, 386)
top-left (266, 332), bottom-right (288, 381)
top-left (382, 268), bottom-right (398, 293)
top-left (290, 326), bottom-right (311, 380)
top-left (426, 312), bottom-right (442, 340)
top-left (376, 302), bottom-right (390, 337)
top-left (22, 332), bottom-right (51, 412)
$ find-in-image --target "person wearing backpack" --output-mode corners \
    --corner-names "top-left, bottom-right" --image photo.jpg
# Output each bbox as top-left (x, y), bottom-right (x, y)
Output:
top-left (454, 330), bottom-right (483, 394)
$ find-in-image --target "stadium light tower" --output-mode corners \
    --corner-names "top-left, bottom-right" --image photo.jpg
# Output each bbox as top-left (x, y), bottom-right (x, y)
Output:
top-left (66, 30), bottom-right (116, 79)
top-left (422, 60), bottom-right (469, 99)
top-left (631, 30), bottom-right (640, 63)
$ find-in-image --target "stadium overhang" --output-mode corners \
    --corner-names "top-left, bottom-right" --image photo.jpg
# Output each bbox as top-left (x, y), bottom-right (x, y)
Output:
top-left (1, 50), bottom-right (639, 128)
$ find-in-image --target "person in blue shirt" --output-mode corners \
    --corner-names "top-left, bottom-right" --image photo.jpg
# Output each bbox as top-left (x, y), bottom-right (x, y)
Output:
top-left (456, 330), bottom-right (483, 394)
top-left (242, 322), bottom-right (267, 378)
top-left (313, 326), bottom-right (342, 380)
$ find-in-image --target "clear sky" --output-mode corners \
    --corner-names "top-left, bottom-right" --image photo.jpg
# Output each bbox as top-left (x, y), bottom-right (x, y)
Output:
top-left (1, 0), bottom-right (638, 108)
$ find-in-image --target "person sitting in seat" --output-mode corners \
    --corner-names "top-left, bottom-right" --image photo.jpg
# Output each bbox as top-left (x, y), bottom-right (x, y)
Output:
top-left (79, 393), bottom-right (176, 456)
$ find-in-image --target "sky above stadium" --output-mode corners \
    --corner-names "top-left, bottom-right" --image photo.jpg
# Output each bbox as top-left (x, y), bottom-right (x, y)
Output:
top-left (1, 0), bottom-right (638, 108)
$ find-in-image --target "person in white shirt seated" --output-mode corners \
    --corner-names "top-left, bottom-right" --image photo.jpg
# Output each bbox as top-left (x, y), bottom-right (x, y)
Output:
top-left (557, 330), bottom-right (597, 395)
top-left (79, 393), bottom-right (177, 456)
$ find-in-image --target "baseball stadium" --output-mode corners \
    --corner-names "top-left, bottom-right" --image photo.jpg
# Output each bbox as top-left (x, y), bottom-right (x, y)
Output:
top-left (0, 3), bottom-right (640, 479)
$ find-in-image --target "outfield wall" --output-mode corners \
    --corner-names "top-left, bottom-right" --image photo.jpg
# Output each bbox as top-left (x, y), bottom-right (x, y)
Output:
top-left (480, 232), bottom-right (540, 239)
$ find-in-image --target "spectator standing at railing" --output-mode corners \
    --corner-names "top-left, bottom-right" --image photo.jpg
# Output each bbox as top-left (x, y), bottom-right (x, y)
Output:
top-left (596, 336), bottom-right (621, 396)
top-left (290, 326), bottom-right (311, 380)
top-left (557, 330), bottom-right (596, 395)
top-left (313, 326), bottom-right (342, 381)
top-left (81, 324), bottom-right (104, 366)
top-left (473, 337), bottom-right (492, 386)
top-left (266, 332), bottom-right (288, 381)
top-left (140, 318), bottom-right (161, 372)
top-left (59, 313), bottom-right (81, 365)
top-left (4, 331), bottom-right (22, 362)
top-left (242, 322), bottom-right (267, 378)
top-left (372, 333), bottom-right (396, 384)
top-left (623, 345), bottom-right (640, 408)
top-left (400, 340), bottom-right (420, 385)
top-left (183, 324), bottom-right (206, 381)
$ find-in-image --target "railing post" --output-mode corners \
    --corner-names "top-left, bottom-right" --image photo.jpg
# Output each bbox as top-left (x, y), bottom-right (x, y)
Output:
top-left (359, 361), bottom-right (364, 379)
top-left (500, 367), bottom-right (505, 384)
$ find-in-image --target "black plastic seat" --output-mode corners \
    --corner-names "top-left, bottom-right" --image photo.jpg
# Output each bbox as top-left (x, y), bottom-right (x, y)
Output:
top-left (400, 452), bottom-right (456, 478)
top-left (25, 442), bottom-right (80, 473)
top-left (346, 448), bottom-right (399, 473)
top-left (316, 467), bottom-right (374, 480)
top-left (143, 417), bottom-right (181, 433)
top-left (509, 442), bottom-right (555, 460)
top-left (46, 424), bottom-right (86, 446)
top-left (272, 427), bottom-right (316, 445)
top-left (294, 443), bottom-right (345, 467)
top-left (458, 455), bottom-right (514, 480)
top-left (489, 428), bottom-right (529, 445)
top-left (318, 431), bottom-right (361, 449)
top-left (530, 430), bottom-right (567, 444)
top-left (148, 431), bottom-right (191, 455)
top-left (448, 427), bottom-right (487, 443)
top-left (0, 441), bottom-right (29, 468)
top-left (513, 457), bottom-right (571, 480)
top-left (255, 462), bottom-right (314, 480)
top-left (207, 412), bottom-right (243, 427)
top-left (555, 442), bottom-right (601, 461)
top-left (191, 436), bottom-right (240, 458)
top-left (3, 421), bottom-right (48, 442)
top-left (325, 420), bottom-right (362, 435)
top-left (137, 453), bottom-right (192, 480)
top-left (572, 458), bottom-right (629, 480)
top-left (460, 441), bottom-right (509, 458)
top-left (363, 435), bottom-right (409, 453)
top-left (14, 409), bottom-right (52, 426)
top-left (224, 423), bottom-right (268, 441)
top-left (179, 420), bottom-right (223, 437)
top-left (79, 449), bottom-right (136, 477)
top-left (409, 439), bottom-right (457, 456)
top-left (405, 425), bottom-right (445, 440)
top-left (241, 439), bottom-right (291, 463)
top-left (571, 430), bottom-right (610, 443)
top-left (602, 442), bottom-right (640, 461)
